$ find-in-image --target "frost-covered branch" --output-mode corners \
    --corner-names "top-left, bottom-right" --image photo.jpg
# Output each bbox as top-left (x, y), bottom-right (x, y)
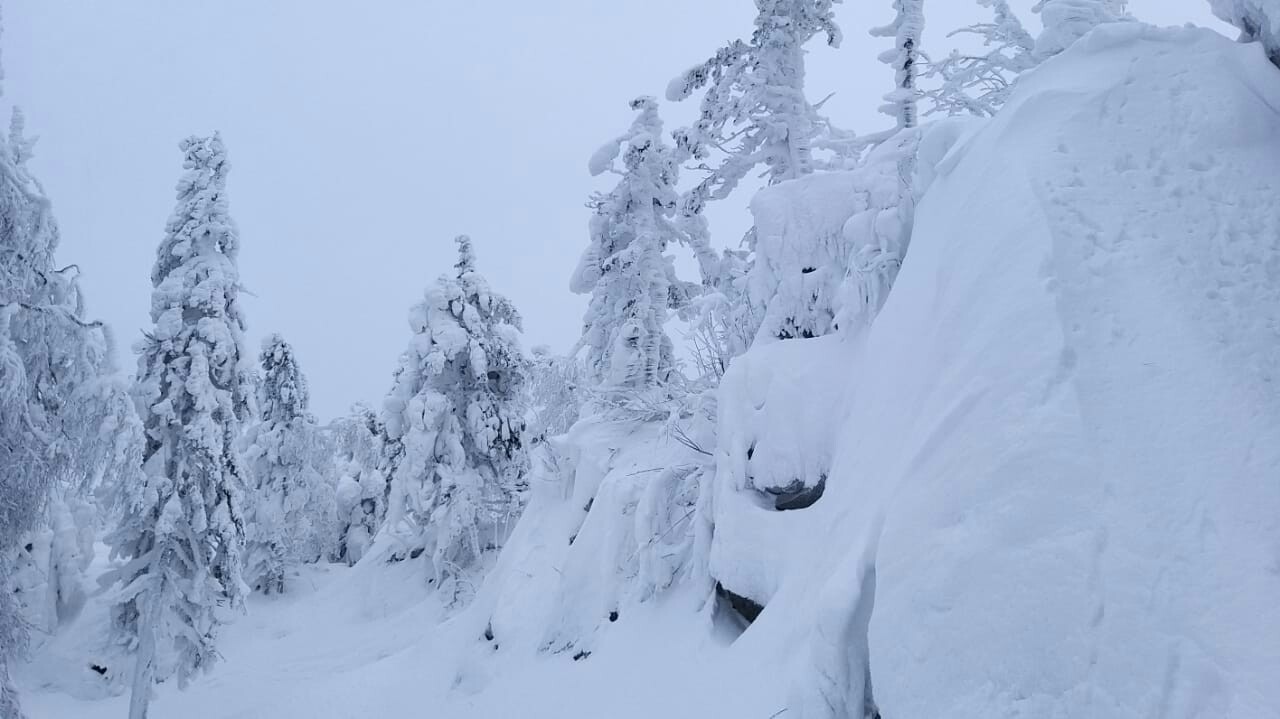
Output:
top-left (668, 0), bottom-right (843, 204)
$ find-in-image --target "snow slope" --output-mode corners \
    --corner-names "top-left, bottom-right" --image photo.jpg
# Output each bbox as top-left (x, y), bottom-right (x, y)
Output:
top-left (19, 20), bottom-right (1280, 719)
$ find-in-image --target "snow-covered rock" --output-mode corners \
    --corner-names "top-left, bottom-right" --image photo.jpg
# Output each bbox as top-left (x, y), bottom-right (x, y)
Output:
top-left (745, 21), bottom-right (1280, 717)
top-left (1210, 0), bottom-right (1280, 61)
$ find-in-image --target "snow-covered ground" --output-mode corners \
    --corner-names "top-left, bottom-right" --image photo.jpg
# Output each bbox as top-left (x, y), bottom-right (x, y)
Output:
top-left (18, 19), bottom-right (1280, 719)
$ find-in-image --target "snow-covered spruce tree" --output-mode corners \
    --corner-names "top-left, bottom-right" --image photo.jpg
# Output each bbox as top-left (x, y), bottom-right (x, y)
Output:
top-left (382, 236), bottom-right (528, 600)
top-left (242, 334), bottom-right (324, 594)
top-left (573, 97), bottom-right (697, 390)
top-left (873, 0), bottom-right (925, 130)
top-left (923, 0), bottom-right (1038, 117)
top-left (1210, 0), bottom-right (1280, 63)
top-left (667, 0), bottom-right (843, 204)
top-left (329, 403), bottom-right (388, 565)
top-left (0, 105), bottom-right (138, 718)
top-left (109, 133), bottom-right (253, 719)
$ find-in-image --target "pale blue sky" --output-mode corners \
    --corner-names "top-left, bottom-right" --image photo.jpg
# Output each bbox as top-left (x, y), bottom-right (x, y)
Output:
top-left (2, 1), bottom-right (1224, 419)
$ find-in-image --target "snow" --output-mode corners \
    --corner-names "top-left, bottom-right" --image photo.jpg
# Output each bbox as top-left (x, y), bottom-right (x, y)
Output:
top-left (1033, 0), bottom-right (1130, 57)
top-left (16, 18), bottom-right (1280, 719)
top-left (775, 21), bottom-right (1280, 717)
top-left (1210, 0), bottom-right (1280, 59)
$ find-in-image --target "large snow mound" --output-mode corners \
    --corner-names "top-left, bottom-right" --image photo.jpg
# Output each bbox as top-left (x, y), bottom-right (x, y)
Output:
top-left (715, 21), bottom-right (1280, 718)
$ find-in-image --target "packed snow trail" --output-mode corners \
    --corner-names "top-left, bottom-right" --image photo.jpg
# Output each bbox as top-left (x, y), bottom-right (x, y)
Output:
top-left (19, 20), bottom-right (1280, 719)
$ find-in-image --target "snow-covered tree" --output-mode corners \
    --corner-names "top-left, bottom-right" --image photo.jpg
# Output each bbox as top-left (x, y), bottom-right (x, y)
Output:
top-left (1210, 0), bottom-right (1280, 63)
top-left (382, 236), bottom-right (529, 599)
top-left (329, 404), bottom-right (388, 565)
top-left (667, 0), bottom-right (842, 205)
top-left (873, 0), bottom-right (925, 129)
top-left (573, 97), bottom-right (696, 389)
top-left (1033, 0), bottom-right (1128, 57)
top-left (242, 334), bottom-right (326, 594)
top-left (0, 101), bottom-right (141, 717)
top-left (923, 0), bottom-right (1038, 117)
top-left (109, 133), bottom-right (254, 719)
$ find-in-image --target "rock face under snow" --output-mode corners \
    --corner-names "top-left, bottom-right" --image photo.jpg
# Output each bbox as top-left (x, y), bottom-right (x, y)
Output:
top-left (709, 21), bottom-right (1280, 718)
top-left (1210, 0), bottom-right (1280, 61)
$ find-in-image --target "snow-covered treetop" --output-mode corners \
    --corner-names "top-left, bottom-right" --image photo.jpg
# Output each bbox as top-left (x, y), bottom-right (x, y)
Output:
top-left (153, 134), bottom-right (238, 289)
top-left (257, 334), bottom-right (310, 425)
top-left (2, 110), bottom-right (56, 285)
top-left (572, 98), bottom-right (694, 389)
top-left (1209, 0), bottom-right (1280, 62)
top-left (141, 132), bottom-right (251, 428)
top-left (667, 0), bottom-right (842, 206)
top-left (455, 233), bottom-right (477, 275)
top-left (384, 235), bottom-right (526, 445)
top-left (451, 234), bottom-right (522, 334)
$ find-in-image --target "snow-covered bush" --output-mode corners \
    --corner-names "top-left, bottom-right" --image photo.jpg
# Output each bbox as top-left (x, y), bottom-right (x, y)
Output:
top-left (1209, 0), bottom-right (1280, 62)
top-left (531, 409), bottom-right (716, 659)
top-left (382, 236), bottom-right (529, 600)
top-left (680, 253), bottom-right (756, 382)
top-left (108, 133), bottom-right (254, 719)
top-left (526, 346), bottom-right (585, 440)
top-left (242, 334), bottom-right (329, 594)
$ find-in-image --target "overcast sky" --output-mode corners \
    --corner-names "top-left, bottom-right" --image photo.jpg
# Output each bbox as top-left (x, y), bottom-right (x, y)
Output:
top-left (2, 1), bottom-right (1223, 419)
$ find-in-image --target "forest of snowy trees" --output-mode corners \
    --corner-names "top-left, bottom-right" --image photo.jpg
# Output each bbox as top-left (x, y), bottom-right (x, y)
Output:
top-left (3, 1), bottom-right (1279, 717)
